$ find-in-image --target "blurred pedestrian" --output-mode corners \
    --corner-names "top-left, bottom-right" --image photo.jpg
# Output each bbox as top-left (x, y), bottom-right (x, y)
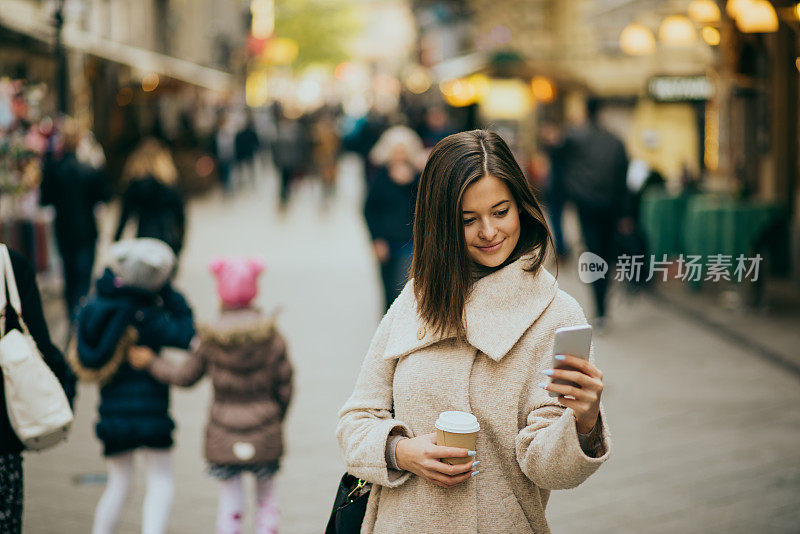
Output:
top-left (234, 113), bottom-right (260, 191)
top-left (419, 106), bottom-right (455, 149)
top-left (273, 108), bottom-right (309, 209)
top-left (253, 105), bottom-right (278, 170)
top-left (0, 247), bottom-right (75, 534)
top-left (364, 126), bottom-right (425, 311)
top-left (552, 99), bottom-right (630, 324)
top-left (40, 120), bottom-right (111, 320)
top-left (630, 163), bottom-right (666, 223)
top-left (212, 112), bottom-right (236, 194)
top-left (344, 108), bottom-right (387, 184)
top-left (129, 256), bottom-right (293, 534)
top-left (337, 130), bottom-right (610, 533)
top-left (540, 122), bottom-right (570, 258)
top-left (312, 111), bottom-right (341, 203)
top-left (114, 139), bottom-right (186, 258)
top-left (68, 239), bottom-right (194, 534)
top-left (76, 128), bottom-right (107, 170)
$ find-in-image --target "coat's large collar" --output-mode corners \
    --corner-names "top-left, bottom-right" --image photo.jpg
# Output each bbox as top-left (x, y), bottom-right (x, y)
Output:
top-left (383, 258), bottom-right (558, 362)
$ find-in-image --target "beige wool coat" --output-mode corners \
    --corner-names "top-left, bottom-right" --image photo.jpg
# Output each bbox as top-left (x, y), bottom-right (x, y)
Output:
top-left (337, 257), bottom-right (611, 533)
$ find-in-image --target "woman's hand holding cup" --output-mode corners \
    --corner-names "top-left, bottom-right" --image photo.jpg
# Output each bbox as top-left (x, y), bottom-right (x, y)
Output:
top-left (395, 433), bottom-right (478, 489)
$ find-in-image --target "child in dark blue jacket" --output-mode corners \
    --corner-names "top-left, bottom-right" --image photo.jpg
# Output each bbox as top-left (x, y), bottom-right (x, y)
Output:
top-left (70, 238), bottom-right (194, 534)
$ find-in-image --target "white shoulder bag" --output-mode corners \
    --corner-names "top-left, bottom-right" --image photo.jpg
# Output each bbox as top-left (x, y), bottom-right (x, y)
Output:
top-left (0, 244), bottom-right (73, 450)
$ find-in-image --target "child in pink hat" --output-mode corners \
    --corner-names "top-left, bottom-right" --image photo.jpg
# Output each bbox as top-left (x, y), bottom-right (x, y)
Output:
top-left (211, 256), bottom-right (264, 309)
top-left (129, 257), bottom-right (293, 534)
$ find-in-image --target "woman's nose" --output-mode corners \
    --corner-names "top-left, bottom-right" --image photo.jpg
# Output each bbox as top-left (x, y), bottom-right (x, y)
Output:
top-left (479, 221), bottom-right (498, 241)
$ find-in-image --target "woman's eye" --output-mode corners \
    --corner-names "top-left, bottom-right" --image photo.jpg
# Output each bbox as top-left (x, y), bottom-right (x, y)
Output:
top-left (495, 209), bottom-right (509, 217)
top-left (463, 218), bottom-right (475, 225)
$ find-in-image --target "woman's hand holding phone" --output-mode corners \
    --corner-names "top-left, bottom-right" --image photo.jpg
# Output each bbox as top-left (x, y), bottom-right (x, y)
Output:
top-left (540, 355), bottom-right (604, 434)
top-left (538, 325), bottom-right (604, 434)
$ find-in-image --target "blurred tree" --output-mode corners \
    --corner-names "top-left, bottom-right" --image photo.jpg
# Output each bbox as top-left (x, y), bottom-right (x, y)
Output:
top-left (275, 0), bottom-right (362, 69)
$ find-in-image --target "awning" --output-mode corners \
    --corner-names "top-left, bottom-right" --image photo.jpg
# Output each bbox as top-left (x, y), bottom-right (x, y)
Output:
top-left (0, 1), bottom-right (55, 44)
top-left (430, 51), bottom-right (586, 91)
top-left (0, 2), bottom-right (233, 93)
top-left (430, 53), bottom-right (487, 82)
top-left (63, 30), bottom-right (233, 93)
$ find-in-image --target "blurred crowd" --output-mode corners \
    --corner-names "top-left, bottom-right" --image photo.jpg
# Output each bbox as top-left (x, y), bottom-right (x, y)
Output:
top-left (1, 68), bottom-right (696, 339)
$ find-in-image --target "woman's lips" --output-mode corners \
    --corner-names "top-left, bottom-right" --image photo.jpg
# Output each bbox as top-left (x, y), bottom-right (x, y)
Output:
top-left (476, 240), bottom-right (504, 253)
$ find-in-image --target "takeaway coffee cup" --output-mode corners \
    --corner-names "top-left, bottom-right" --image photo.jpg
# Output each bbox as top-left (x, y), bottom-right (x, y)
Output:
top-left (435, 411), bottom-right (480, 465)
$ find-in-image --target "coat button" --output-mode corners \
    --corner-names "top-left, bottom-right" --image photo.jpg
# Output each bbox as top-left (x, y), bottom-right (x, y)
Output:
top-left (417, 326), bottom-right (426, 340)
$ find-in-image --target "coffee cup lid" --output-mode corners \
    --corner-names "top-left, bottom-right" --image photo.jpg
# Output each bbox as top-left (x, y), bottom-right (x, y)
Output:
top-left (435, 411), bottom-right (480, 433)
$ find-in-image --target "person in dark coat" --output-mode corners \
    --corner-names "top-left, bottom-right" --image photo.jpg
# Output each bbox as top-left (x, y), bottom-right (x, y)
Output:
top-left (115, 139), bottom-right (186, 258)
top-left (234, 113), bottom-right (261, 190)
top-left (114, 175), bottom-right (186, 257)
top-left (211, 112), bottom-right (237, 195)
top-left (540, 122), bottom-right (571, 257)
top-left (364, 126), bottom-right (425, 311)
top-left (70, 239), bottom-right (194, 534)
top-left (40, 124), bottom-right (111, 320)
top-left (548, 99), bottom-right (631, 324)
top-left (273, 110), bottom-right (310, 209)
top-left (0, 247), bottom-right (75, 534)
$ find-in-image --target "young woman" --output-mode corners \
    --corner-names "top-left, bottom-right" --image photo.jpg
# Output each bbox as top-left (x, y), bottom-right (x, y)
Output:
top-left (0, 248), bottom-right (75, 534)
top-left (337, 130), bottom-right (611, 533)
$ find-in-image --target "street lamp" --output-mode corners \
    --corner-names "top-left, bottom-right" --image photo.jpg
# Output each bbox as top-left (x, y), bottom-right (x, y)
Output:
top-left (619, 23), bottom-right (656, 55)
top-left (530, 76), bottom-right (556, 103)
top-left (403, 66), bottom-right (431, 94)
top-left (440, 78), bottom-right (477, 107)
top-left (735, 0), bottom-right (779, 33)
top-left (659, 15), bottom-right (698, 47)
top-left (726, 0), bottom-right (751, 19)
top-left (251, 0), bottom-right (275, 39)
top-left (481, 79), bottom-right (532, 119)
top-left (54, 0), bottom-right (67, 114)
top-left (142, 73), bottom-right (160, 92)
top-left (688, 0), bottom-right (721, 23)
top-left (701, 26), bottom-right (721, 46)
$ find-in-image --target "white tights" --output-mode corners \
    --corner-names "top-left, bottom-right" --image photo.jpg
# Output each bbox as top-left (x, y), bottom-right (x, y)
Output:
top-left (91, 449), bottom-right (174, 534)
top-left (216, 475), bottom-right (279, 534)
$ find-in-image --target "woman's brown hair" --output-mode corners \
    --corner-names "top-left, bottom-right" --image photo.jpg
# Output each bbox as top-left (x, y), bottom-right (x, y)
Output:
top-left (410, 130), bottom-right (552, 340)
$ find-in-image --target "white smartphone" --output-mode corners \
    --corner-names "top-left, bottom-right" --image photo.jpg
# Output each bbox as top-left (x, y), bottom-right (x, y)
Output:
top-left (548, 325), bottom-right (593, 398)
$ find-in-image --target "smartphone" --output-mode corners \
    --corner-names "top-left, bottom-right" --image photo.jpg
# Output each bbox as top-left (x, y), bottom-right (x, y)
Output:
top-left (548, 325), bottom-right (593, 398)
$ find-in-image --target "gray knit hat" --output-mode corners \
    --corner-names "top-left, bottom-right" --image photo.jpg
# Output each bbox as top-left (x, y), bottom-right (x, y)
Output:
top-left (108, 238), bottom-right (176, 292)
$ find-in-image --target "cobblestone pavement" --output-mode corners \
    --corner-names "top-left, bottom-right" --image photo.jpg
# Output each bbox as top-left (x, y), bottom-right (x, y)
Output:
top-left (22, 156), bottom-right (800, 533)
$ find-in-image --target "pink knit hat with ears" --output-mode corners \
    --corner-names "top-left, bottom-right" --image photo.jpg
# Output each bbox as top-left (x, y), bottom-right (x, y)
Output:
top-left (209, 257), bottom-right (265, 309)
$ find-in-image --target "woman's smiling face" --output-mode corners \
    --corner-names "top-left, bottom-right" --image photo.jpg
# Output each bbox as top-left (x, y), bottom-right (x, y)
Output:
top-left (461, 174), bottom-right (521, 268)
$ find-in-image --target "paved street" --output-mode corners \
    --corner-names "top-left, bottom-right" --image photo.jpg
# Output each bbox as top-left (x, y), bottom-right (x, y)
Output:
top-left (22, 156), bottom-right (800, 533)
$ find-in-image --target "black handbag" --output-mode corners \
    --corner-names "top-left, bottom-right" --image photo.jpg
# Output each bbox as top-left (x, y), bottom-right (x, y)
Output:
top-left (325, 473), bottom-right (371, 534)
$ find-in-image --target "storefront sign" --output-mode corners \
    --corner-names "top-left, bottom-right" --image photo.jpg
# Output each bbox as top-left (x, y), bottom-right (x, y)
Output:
top-left (647, 76), bottom-right (713, 102)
